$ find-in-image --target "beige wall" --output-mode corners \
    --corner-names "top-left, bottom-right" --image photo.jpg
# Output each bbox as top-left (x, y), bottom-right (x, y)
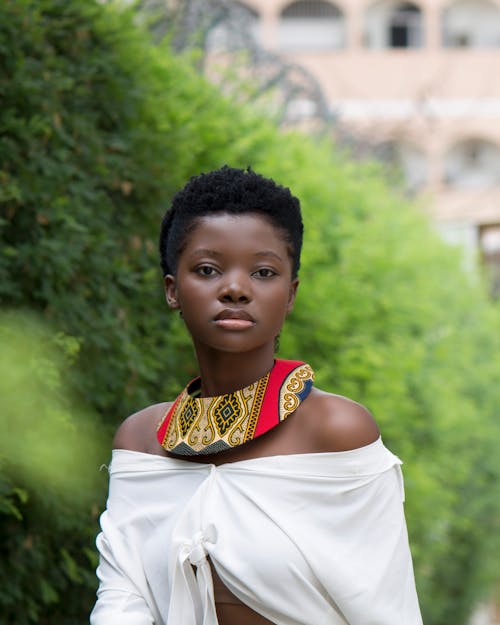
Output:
top-left (231, 0), bottom-right (500, 237)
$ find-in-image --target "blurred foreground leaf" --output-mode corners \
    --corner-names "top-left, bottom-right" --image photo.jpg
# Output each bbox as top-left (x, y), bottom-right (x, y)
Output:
top-left (0, 312), bottom-right (108, 624)
top-left (0, 311), bottom-right (107, 504)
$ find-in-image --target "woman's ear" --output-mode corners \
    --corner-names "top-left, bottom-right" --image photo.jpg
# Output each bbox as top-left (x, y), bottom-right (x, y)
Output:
top-left (286, 278), bottom-right (299, 313)
top-left (164, 275), bottom-right (180, 310)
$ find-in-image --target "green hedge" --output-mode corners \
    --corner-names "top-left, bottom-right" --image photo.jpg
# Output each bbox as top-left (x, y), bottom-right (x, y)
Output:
top-left (1, 1), bottom-right (499, 623)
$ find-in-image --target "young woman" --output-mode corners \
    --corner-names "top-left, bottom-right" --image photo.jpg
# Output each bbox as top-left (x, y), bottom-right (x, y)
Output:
top-left (91, 166), bottom-right (423, 625)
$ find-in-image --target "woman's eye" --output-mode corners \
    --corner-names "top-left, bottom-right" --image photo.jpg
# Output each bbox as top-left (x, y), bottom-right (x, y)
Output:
top-left (196, 265), bottom-right (218, 277)
top-left (254, 268), bottom-right (276, 278)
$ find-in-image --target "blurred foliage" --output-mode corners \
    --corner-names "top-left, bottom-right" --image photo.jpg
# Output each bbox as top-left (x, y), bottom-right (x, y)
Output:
top-left (271, 142), bottom-right (500, 624)
top-left (0, 312), bottom-right (106, 497)
top-left (0, 312), bottom-right (107, 624)
top-left (1, 0), bottom-right (500, 624)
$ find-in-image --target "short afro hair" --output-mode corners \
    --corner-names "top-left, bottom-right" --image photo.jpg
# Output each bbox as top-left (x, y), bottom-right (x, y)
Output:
top-left (159, 166), bottom-right (303, 278)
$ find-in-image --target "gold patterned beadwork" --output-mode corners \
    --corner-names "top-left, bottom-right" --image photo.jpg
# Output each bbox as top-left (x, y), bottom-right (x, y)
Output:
top-left (163, 374), bottom-right (269, 454)
top-left (159, 361), bottom-right (314, 455)
top-left (279, 363), bottom-right (314, 419)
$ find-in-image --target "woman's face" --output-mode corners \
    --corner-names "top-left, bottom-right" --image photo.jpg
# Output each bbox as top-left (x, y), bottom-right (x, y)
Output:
top-left (165, 213), bottom-right (298, 357)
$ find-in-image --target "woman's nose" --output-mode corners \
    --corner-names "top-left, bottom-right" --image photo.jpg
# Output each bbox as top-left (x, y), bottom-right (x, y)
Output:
top-left (218, 272), bottom-right (252, 303)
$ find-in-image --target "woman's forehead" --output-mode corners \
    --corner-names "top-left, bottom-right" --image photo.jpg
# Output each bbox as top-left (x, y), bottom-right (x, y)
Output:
top-left (181, 213), bottom-right (292, 260)
top-left (187, 213), bottom-right (286, 242)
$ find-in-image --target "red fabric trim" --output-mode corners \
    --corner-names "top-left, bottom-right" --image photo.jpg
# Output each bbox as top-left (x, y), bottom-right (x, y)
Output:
top-left (253, 359), bottom-right (305, 438)
top-left (156, 359), bottom-right (307, 449)
top-left (157, 392), bottom-right (184, 447)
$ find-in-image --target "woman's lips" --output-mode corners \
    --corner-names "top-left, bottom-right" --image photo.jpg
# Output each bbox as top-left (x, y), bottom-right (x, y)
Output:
top-left (214, 318), bottom-right (254, 330)
top-left (213, 310), bottom-right (255, 330)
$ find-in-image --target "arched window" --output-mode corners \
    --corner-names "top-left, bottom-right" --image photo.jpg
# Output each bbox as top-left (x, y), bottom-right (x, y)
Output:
top-left (479, 223), bottom-right (500, 298)
top-left (282, 0), bottom-right (341, 18)
top-left (278, 1), bottom-right (345, 50)
top-left (284, 98), bottom-right (318, 122)
top-left (442, 0), bottom-right (500, 48)
top-left (375, 140), bottom-right (428, 190)
top-left (444, 139), bottom-right (500, 188)
top-left (232, 1), bottom-right (259, 19)
top-left (389, 3), bottom-right (422, 47)
top-left (206, 2), bottom-right (260, 52)
top-left (364, 1), bottom-right (424, 49)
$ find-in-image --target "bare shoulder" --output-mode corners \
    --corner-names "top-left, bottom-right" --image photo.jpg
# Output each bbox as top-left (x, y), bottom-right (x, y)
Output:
top-left (301, 387), bottom-right (380, 452)
top-left (113, 402), bottom-right (173, 454)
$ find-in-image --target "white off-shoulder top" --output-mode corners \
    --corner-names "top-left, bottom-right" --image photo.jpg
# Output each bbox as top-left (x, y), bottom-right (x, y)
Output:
top-left (90, 438), bottom-right (423, 625)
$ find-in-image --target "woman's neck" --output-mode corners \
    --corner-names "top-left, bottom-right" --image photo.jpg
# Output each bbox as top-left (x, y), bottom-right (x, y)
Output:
top-left (194, 347), bottom-right (275, 397)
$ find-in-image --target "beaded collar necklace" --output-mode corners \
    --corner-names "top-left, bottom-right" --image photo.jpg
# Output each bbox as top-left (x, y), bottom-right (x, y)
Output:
top-left (157, 359), bottom-right (314, 456)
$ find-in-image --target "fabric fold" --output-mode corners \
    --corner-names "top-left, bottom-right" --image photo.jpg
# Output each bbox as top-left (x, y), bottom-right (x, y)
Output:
top-left (91, 440), bottom-right (423, 625)
top-left (167, 528), bottom-right (219, 625)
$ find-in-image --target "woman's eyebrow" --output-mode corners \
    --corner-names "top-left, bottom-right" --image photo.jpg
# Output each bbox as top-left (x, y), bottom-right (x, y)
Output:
top-left (254, 251), bottom-right (283, 261)
top-left (190, 249), bottom-right (283, 261)
top-left (191, 248), bottom-right (222, 257)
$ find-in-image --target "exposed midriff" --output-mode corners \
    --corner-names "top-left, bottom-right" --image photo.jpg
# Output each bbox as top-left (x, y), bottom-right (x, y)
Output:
top-left (210, 561), bottom-right (275, 625)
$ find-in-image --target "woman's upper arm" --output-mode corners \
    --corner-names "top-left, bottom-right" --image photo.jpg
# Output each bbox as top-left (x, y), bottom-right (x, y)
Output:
top-left (112, 403), bottom-right (171, 452)
top-left (308, 391), bottom-right (380, 452)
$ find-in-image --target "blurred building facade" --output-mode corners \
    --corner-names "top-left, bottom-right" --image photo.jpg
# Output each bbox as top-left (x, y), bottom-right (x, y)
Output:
top-left (220, 0), bottom-right (500, 295)
top-left (213, 4), bottom-right (500, 621)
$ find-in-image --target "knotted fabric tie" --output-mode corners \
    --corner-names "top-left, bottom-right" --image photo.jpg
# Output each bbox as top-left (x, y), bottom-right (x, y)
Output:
top-left (167, 525), bottom-right (218, 625)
